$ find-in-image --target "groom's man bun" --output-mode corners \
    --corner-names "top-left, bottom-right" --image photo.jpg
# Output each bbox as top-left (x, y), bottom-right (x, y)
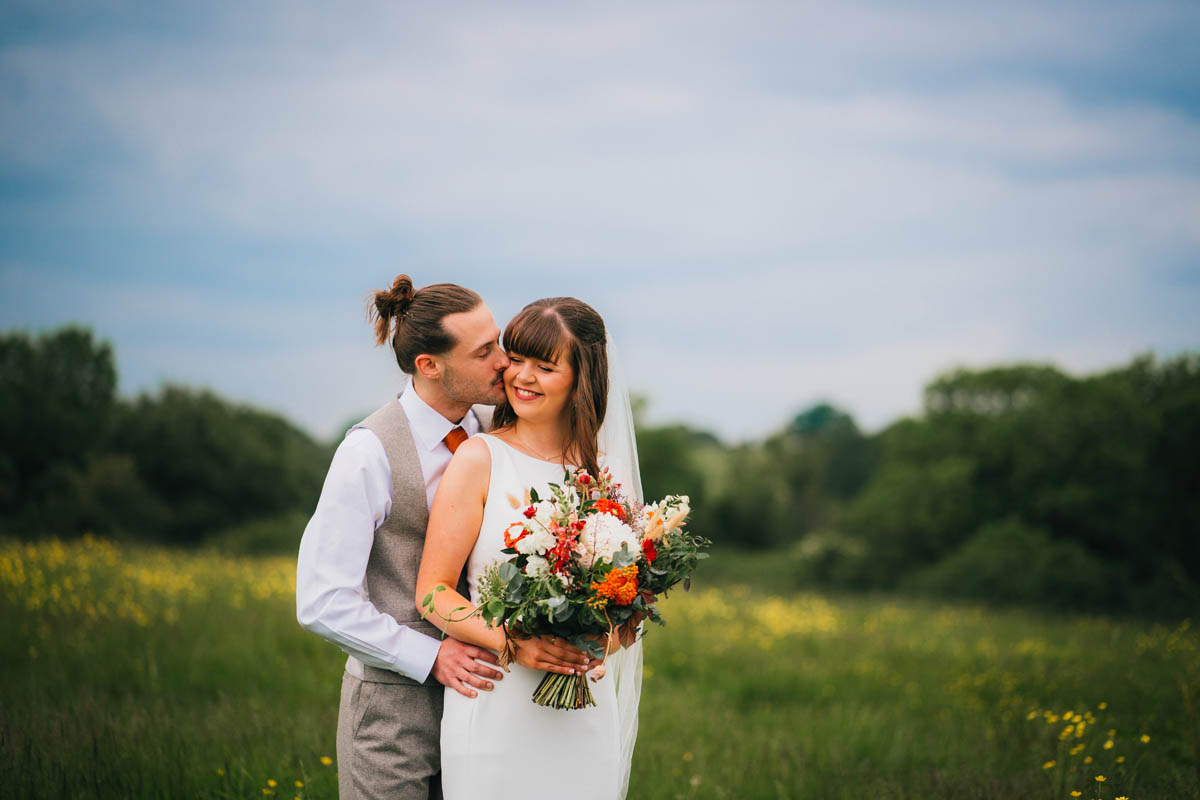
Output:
top-left (368, 274), bottom-right (482, 374)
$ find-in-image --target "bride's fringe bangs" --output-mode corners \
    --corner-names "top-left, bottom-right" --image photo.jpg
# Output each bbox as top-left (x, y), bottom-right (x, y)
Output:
top-left (502, 305), bottom-right (572, 365)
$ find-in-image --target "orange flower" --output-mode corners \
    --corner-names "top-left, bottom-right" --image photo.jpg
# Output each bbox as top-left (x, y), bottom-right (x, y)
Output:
top-left (504, 522), bottom-right (529, 549)
top-left (591, 565), bottom-right (639, 606)
top-left (593, 498), bottom-right (626, 521)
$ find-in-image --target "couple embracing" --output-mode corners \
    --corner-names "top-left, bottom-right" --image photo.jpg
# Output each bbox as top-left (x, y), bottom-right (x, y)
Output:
top-left (297, 275), bottom-right (642, 799)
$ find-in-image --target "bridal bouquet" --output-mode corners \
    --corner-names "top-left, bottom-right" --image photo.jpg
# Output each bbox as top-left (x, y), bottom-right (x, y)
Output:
top-left (427, 466), bottom-right (708, 710)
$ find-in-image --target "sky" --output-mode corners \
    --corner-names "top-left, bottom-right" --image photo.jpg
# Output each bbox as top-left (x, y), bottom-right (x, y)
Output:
top-left (2, 0), bottom-right (1198, 441)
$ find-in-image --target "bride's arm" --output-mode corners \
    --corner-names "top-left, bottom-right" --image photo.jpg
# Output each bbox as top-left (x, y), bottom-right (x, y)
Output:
top-left (415, 438), bottom-right (505, 652)
top-left (415, 439), bottom-right (591, 675)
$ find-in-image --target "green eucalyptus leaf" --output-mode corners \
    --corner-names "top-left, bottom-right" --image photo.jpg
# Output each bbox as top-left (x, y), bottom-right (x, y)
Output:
top-left (612, 542), bottom-right (636, 569)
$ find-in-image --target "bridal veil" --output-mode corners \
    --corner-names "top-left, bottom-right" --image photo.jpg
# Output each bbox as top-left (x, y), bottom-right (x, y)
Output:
top-left (597, 332), bottom-right (642, 799)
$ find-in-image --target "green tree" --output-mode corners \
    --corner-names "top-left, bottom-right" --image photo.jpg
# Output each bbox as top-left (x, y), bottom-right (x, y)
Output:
top-left (114, 386), bottom-right (328, 544)
top-left (0, 327), bottom-right (118, 533)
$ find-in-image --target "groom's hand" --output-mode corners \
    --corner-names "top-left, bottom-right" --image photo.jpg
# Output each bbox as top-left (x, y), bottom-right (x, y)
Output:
top-left (513, 635), bottom-right (592, 675)
top-left (433, 638), bottom-right (504, 698)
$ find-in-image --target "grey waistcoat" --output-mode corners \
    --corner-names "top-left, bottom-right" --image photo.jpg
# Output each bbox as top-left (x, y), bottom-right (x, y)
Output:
top-left (348, 399), bottom-right (492, 686)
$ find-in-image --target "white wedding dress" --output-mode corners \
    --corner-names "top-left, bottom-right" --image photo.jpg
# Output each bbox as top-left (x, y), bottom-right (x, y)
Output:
top-left (440, 433), bottom-right (621, 800)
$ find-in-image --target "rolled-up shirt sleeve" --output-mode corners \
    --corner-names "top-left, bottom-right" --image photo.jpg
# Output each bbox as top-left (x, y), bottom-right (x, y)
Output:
top-left (296, 428), bottom-right (442, 682)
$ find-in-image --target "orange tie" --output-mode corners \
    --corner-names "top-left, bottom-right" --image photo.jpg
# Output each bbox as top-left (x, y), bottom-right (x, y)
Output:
top-left (444, 426), bottom-right (468, 454)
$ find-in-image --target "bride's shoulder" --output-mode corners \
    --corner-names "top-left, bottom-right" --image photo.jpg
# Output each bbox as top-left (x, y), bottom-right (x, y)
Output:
top-left (447, 435), bottom-right (492, 474)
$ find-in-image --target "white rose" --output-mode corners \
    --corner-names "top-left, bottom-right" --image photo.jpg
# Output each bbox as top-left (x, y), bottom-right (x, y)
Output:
top-left (517, 525), bottom-right (556, 555)
top-left (524, 555), bottom-right (550, 576)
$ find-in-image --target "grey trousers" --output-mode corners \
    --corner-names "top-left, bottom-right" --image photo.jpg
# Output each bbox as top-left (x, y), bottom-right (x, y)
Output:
top-left (336, 671), bottom-right (443, 800)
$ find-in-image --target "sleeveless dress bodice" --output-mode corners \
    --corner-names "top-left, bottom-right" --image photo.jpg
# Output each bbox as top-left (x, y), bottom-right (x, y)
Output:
top-left (440, 434), bottom-right (621, 800)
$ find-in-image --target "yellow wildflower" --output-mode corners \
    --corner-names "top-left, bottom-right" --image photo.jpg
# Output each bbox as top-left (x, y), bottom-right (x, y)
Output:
top-left (295, 781), bottom-right (304, 788)
top-left (1070, 792), bottom-right (1081, 797)
top-left (1095, 775), bottom-right (1106, 783)
top-left (268, 780), bottom-right (277, 788)
top-left (320, 756), bottom-right (333, 766)
top-left (1104, 739), bottom-right (1114, 750)
top-left (1043, 761), bottom-right (1056, 769)
top-left (682, 752), bottom-right (694, 762)
top-left (1098, 702), bottom-right (1107, 710)
top-left (1116, 756), bottom-right (1125, 764)
top-left (1140, 734), bottom-right (1150, 743)
top-left (1084, 756), bottom-right (1093, 764)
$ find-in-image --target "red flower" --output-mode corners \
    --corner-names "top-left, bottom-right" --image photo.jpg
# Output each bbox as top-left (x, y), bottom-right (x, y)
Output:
top-left (642, 538), bottom-right (658, 562)
top-left (503, 522), bottom-right (529, 549)
top-left (577, 473), bottom-right (592, 485)
top-left (523, 505), bottom-right (537, 519)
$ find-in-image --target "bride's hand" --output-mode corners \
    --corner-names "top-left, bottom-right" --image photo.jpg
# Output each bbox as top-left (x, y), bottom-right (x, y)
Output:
top-left (513, 634), bottom-right (591, 675)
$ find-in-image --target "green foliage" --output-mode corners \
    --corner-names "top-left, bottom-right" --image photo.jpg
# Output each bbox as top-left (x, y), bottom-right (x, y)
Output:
top-left (812, 355), bottom-right (1200, 615)
top-left (903, 518), bottom-right (1116, 611)
top-left (207, 511), bottom-right (310, 556)
top-left (115, 386), bottom-right (327, 543)
top-left (0, 327), bottom-right (118, 531)
top-left (840, 456), bottom-right (978, 585)
top-left (0, 326), bottom-right (328, 545)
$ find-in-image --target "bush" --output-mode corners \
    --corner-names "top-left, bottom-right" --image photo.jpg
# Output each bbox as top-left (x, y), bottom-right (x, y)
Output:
top-left (903, 519), bottom-right (1116, 611)
top-left (790, 530), bottom-right (868, 587)
top-left (207, 511), bottom-right (311, 556)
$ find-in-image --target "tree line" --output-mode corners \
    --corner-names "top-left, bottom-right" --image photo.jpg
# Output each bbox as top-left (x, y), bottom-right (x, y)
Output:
top-left (641, 356), bottom-right (1200, 616)
top-left (0, 327), bottom-right (329, 552)
top-left (3, 325), bottom-right (1197, 614)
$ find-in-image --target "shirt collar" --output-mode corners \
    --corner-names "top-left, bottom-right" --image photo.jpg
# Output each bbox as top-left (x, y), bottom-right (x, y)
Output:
top-left (398, 382), bottom-right (481, 452)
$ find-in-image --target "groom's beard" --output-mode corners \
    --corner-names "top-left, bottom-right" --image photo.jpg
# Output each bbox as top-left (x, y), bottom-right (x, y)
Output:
top-left (441, 366), bottom-right (506, 407)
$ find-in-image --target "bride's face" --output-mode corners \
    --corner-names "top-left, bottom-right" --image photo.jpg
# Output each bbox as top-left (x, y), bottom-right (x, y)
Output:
top-left (504, 350), bottom-right (576, 425)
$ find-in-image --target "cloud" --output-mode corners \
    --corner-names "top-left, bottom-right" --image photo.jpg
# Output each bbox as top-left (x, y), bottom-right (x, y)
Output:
top-left (1, 0), bottom-right (1198, 440)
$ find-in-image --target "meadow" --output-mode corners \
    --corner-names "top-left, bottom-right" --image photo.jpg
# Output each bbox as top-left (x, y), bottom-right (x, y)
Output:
top-left (2, 537), bottom-right (1197, 799)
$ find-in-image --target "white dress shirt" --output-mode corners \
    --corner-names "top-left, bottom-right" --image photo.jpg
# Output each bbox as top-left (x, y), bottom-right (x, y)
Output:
top-left (296, 385), bottom-right (482, 682)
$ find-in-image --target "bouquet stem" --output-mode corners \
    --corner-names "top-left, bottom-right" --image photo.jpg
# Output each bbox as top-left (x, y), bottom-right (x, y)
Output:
top-left (532, 671), bottom-right (596, 710)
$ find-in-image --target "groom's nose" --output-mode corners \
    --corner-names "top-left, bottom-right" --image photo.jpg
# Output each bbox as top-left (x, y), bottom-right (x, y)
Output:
top-left (495, 350), bottom-right (511, 371)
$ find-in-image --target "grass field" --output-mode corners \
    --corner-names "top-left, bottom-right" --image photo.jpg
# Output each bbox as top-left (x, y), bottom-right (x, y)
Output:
top-left (2, 537), bottom-right (1198, 799)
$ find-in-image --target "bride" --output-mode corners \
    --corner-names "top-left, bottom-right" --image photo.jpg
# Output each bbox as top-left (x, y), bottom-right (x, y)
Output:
top-left (415, 297), bottom-right (642, 800)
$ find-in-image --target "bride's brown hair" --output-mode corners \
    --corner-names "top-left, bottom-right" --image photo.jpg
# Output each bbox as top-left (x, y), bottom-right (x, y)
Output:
top-left (368, 274), bottom-right (482, 374)
top-left (491, 297), bottom-right (608, 478)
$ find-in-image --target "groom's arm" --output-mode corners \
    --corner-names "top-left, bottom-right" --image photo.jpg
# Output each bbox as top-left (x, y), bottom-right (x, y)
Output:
top-left (296, 428), bottom-right (443, 682)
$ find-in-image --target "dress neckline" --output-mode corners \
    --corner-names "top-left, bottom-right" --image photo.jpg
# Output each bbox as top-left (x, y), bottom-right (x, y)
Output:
top-left (480, 432), bottom-right (577, 469)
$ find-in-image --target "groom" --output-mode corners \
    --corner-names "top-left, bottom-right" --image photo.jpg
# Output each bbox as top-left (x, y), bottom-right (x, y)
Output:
top-left (297, 276), bottom-right (591, 799)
